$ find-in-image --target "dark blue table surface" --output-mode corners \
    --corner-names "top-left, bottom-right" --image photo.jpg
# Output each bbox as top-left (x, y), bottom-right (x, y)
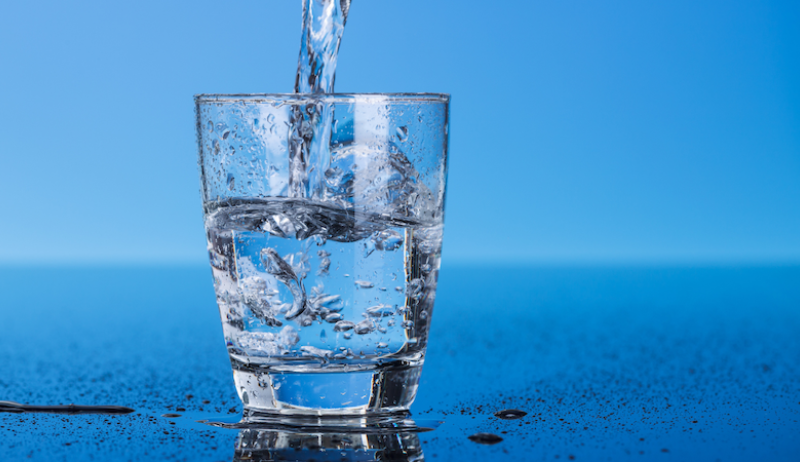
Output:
top-left (1, 264), bottom-right (799, 461)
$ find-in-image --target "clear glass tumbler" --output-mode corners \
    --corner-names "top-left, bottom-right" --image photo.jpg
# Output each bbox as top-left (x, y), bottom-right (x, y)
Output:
top-left (195, 93), bottom-right (449, 417)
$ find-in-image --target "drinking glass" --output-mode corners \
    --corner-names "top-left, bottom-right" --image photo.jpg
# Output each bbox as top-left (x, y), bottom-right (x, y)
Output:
top-left (195, 93), bottom-right (449, 418)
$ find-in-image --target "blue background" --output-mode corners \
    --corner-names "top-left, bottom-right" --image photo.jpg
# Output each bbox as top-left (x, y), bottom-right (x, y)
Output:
top-left (2, 3), bottom-right (800, 461)
top-left (1, 0), bottom-right (798, 265)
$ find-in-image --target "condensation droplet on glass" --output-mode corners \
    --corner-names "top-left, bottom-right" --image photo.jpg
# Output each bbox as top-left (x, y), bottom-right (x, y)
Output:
top-left (222, 130), bottom-right (230, 140)
top-left (227, 174), bottom-right (235, 191)
top-left (395, 126), bottom-right (409, 142)
top-left (253, 118), bottom-right (259, 127)
top-left (266, 113), bottom-right (275, 124)
top-left (207, 121), bottom-right (213, 133)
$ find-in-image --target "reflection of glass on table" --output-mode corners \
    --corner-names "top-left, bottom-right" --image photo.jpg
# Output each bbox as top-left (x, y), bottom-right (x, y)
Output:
top-left (233, 427), bottom-right (424, 462)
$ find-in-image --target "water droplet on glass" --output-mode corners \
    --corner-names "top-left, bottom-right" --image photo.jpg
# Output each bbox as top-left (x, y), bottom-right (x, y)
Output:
top-left (320, 329), bottom-right (327, 343)
top-left (333, 320), bottom-right (355, 332)
top-left (395, 126), bottom-right (409, 142)
top-left (407, 278), bottom-right (424, 300)
top-left (377, 342), bottom-right (388, 349)
top-left (227, 174), bottom-right (235, 191)
top-left (366, 304), bottom-right (394, 317)
top-left (267, 113), bottom-right (275, 124)
top-left (355, 280), bottom-right (374, 289)
top-left (419, 310), bottom-right (428, 320)
top-left (222, 130), bottom-right (230, 140)
top-left (354, 320), bottom-right (374, 335)
top-left (207, 121), bottom-right (213, 133)
top-left (343, 332), bottom-right (352, 339)
top-left (324, 313), bottom-right (343, 323)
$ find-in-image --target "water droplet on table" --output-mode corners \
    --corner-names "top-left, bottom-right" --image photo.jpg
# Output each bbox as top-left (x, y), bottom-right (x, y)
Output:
top-left (468, 433), bottom-right (503, 445)
top-left (494, 409), bottom-right (528, 420)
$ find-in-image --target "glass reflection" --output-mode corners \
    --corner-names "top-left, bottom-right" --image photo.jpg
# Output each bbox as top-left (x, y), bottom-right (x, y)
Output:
top-left (232, 427), bottom-right (425, 462)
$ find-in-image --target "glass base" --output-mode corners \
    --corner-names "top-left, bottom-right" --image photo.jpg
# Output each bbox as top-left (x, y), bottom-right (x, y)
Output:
top-left (231, 362), bottom-right (423, 416)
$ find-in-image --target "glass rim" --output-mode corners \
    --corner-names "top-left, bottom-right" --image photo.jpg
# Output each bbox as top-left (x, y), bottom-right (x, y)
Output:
top-left (194, 92), bottom-right (450, 104)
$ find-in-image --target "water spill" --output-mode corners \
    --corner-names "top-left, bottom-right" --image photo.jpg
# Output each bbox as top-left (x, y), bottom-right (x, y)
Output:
top-left (0, 401), bottom-right (134, 415)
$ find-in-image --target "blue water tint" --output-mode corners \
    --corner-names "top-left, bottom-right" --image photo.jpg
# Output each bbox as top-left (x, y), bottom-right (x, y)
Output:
top-left (1, 264), bottom-right (799, 460)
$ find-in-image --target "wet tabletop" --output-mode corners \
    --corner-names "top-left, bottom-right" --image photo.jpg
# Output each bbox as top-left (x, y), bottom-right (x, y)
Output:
top-left (1, 265), bottom-right (799, 461)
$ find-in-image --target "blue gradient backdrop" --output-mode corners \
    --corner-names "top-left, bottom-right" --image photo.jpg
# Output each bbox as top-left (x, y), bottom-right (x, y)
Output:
top-left (0, 0), bottom-right (798, 264)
